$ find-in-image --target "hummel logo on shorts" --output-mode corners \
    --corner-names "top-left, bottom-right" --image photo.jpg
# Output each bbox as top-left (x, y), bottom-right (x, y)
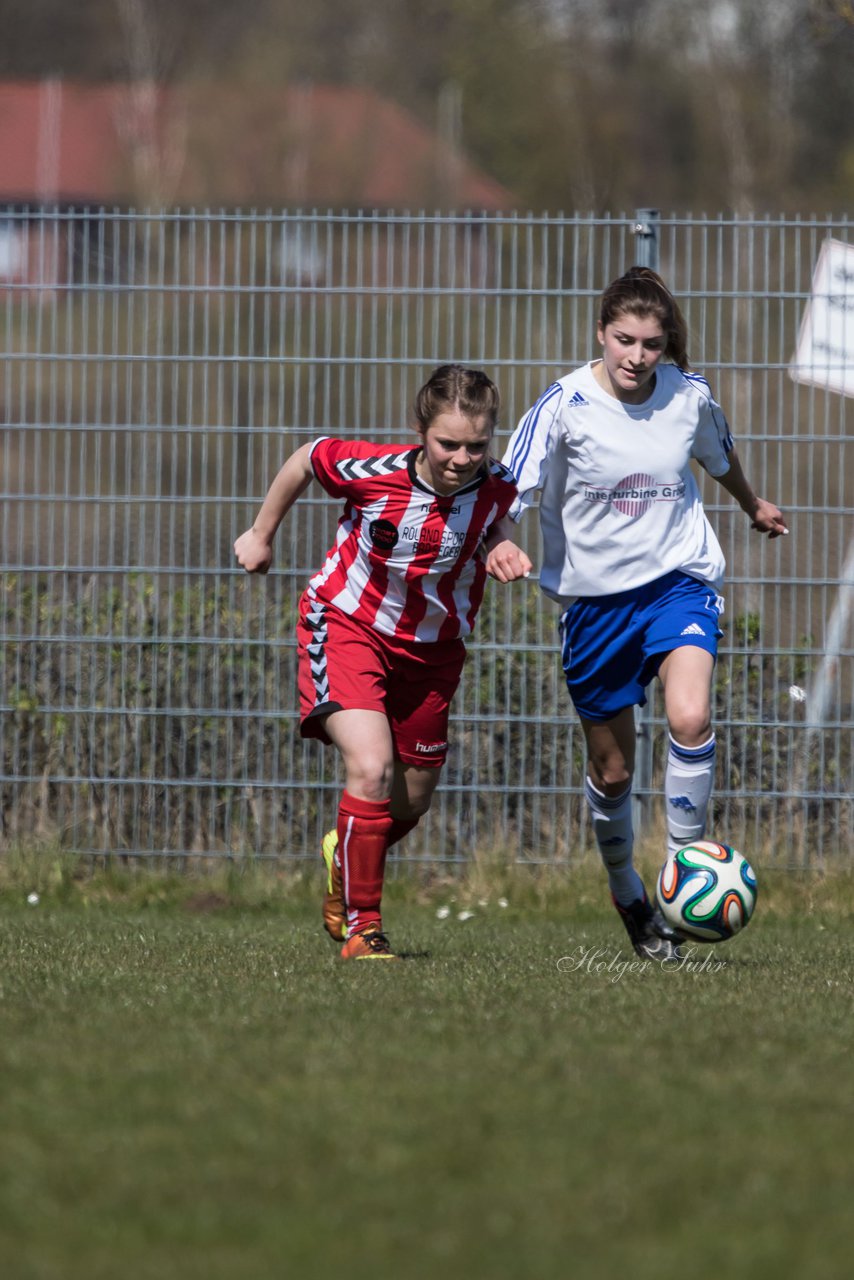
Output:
top-left (680, 622), bottom-right (705, 636)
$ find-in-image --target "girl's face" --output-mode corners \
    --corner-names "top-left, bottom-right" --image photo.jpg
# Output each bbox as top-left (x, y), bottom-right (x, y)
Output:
top-left (596, 311), bottom-right (667, 403)
top-left (416, 408), bottom-right (492, 494)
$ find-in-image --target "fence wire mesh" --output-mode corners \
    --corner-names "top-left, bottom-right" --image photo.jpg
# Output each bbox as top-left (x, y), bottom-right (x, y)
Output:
top-left (1, 208), bottom-right (852, 868)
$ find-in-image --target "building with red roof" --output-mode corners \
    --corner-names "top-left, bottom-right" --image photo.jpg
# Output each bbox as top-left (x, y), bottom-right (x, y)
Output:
top-left (0, 79), bottom-right (514, 210)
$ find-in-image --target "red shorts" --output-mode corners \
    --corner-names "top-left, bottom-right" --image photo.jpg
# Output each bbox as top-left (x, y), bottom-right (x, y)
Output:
top-left (296, 595), bottom-right (467, 768)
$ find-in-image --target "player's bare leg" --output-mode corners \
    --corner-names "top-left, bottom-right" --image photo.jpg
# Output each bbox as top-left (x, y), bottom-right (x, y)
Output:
top-left (324, 708), bottom-right (396, 802)
top-left (658, 646), bottom-right (717, 859)
top-left (581, 707), bottom-right (636, 795)
top-left (388, 761), bottom-right (441, 841)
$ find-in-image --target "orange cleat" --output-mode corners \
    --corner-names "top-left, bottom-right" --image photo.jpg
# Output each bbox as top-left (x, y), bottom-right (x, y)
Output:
top-left (340, 926), bottom-right (397, 960)
top-left (321, 829), bottom-right (348, 941)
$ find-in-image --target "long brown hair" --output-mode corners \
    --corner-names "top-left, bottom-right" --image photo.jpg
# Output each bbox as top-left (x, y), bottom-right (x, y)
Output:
top-left (599, 267), bottom-right (690, 369)
top-left (413, 364), bottom-right (500, 433)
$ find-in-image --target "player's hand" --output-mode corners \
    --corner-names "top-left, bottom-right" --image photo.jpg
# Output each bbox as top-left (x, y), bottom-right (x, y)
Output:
top-left (234, 528), bottom-right (274, 573)
top-left (485, 539), bottom-right (533, 583)
top-left (749, 500), bottom-right (789, 539)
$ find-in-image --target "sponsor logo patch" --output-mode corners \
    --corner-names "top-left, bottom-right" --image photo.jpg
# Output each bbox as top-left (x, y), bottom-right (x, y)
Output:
top-left (368, 518), bottom-right (399, 552)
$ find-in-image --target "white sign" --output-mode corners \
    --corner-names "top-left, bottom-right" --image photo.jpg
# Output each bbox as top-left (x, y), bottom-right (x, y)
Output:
top-left (790, 238), bottom-right (854, 397)
top-left (0, 223), bottom-right (27, 280)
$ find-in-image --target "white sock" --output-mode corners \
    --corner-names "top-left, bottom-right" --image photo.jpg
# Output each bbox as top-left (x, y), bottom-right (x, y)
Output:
top-left (584, 777), bottom-right (645, 906)
top-left (665, 734), bottom-right (716, 859)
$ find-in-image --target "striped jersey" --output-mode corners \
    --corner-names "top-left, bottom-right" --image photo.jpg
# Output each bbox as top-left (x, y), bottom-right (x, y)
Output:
top-left (306, 437), bottom-right (518, 642)
top-left (504, 361), bottom-right (735, 604)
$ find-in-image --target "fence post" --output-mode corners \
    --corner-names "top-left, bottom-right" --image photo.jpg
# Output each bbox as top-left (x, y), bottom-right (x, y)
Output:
top-left (632, 210), bottom-right (660, 838)
top-left (633, 208), bottom-right (660, 269)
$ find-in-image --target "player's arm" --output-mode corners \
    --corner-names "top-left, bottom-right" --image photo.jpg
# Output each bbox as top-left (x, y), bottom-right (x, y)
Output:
top-left (483, 516), bottom-right (533, 582)
top-left (713, 447), bottom-right (788, 538)
top-left (234, 442), bottom-right (315, 573)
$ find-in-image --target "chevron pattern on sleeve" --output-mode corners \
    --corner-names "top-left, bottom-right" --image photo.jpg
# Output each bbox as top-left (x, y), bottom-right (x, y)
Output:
top-left (334, 452), bottom-right (412, 483)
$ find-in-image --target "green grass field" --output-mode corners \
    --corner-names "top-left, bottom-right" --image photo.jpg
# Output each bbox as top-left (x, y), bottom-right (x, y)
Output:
top-left (1, 853), bottom-right (852, 1280)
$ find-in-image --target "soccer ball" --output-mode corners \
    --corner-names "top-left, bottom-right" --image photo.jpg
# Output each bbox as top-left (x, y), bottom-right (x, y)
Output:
top-left (656, 841), bottom-right (758, 943)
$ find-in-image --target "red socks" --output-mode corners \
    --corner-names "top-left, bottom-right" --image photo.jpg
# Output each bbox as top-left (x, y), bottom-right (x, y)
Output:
top-left (338, 791), bottom-right (394, 937)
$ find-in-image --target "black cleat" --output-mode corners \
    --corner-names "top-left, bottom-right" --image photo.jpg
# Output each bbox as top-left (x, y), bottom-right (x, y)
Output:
top-left (613, 893), bottom-right (683, 962)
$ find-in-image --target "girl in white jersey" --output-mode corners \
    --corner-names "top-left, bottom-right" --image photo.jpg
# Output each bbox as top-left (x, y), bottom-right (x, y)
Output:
top-left (235, 365), bottom-right (529, 959)
top-left (485, 268), bottom-right (787, 962)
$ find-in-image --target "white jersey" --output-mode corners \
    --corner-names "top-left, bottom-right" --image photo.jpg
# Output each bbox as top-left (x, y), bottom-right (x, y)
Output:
top-left (504, 361), bottom-right (734, 605)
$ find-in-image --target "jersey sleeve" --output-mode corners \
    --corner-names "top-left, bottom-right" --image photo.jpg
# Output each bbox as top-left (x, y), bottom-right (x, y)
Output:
top-left (308, 437), bottom-right (411, 498)
top-left (485, 458), bottom-right (521, 522)
top-left (683, 373), bottom-right (734, 477)
top-left (501, 382), bottom-right (564, 520)
top-left (308, 437), bottom-right (347, 495)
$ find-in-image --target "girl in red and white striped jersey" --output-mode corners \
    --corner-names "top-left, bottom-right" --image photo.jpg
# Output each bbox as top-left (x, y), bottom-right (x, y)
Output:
top-left (235, 365), bottom-right (530, 959)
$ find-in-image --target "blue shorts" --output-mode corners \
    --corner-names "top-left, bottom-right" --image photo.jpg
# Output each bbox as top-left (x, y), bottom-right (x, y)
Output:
top-left (559, 571), bottom-right (724, 722)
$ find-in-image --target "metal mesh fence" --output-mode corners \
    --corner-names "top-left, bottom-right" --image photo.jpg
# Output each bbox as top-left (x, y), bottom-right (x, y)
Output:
top-left (1, 207), bottom-right (852, 868)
